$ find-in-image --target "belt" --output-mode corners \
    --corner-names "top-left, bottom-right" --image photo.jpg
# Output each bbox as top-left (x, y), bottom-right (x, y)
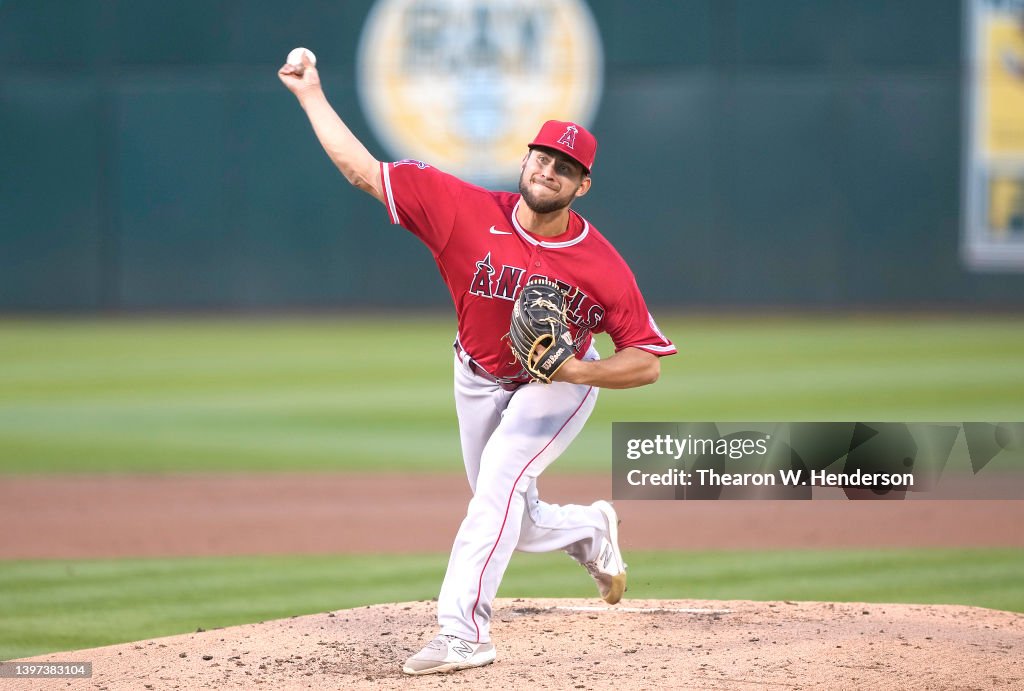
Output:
top-left (454, 340), bottom-right (530, 392)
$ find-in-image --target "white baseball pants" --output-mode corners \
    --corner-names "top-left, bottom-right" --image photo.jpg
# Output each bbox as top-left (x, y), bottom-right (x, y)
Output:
top-left (437, 348), bottom-right (610, 643)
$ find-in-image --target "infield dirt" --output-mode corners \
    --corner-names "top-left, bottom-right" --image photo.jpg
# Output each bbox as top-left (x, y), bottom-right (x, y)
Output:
top-left (2, 473), bottom-right (1023, 558)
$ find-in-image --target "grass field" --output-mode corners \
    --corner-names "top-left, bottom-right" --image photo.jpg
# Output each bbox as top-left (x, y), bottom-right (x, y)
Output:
top-left (1, 315), bottom-right (1022, 660)
top-left (2, 548), bottom-right (1022, 660)
top-left (2, 314), bottom-right (1023, 473)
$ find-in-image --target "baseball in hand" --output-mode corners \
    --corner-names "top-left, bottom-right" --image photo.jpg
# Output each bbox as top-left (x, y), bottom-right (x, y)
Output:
top-left (286, 47), bottom-right (316, 70)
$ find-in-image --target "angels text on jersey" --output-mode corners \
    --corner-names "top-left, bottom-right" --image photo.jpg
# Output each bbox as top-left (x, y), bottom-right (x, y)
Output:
top-left (469, 252), bottom-right (606, 332)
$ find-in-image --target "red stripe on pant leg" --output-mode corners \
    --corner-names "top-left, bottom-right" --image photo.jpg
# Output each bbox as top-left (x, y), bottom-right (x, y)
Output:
top-left (469, 387), bottom-right (594, 641)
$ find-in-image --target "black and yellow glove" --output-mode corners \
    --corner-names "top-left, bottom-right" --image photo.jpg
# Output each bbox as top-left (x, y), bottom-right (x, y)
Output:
top-left (508, 278), bottom-right (576, 383)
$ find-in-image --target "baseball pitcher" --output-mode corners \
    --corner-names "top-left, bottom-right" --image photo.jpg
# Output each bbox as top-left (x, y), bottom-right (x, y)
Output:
top-left (279, 52), bottom-right (676, 676)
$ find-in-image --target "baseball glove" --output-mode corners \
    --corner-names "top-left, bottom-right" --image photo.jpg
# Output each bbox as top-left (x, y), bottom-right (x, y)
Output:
top-left (508, 278), bottom-right (576, 383)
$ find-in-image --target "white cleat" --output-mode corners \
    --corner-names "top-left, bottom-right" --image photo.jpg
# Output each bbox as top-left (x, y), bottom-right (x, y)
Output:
top-left (402, 634), bottom-right (496, 676)
top-left (584, 500), bottom-right (628, 605)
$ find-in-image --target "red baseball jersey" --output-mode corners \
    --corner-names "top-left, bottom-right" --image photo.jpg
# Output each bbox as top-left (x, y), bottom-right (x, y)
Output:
top-left (380, 159), bottom-right (676, 380)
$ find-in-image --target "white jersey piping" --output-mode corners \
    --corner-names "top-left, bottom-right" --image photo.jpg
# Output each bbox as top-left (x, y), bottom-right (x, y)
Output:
top-left (510, 199), bottom-right (590, 249)
top-left (381, 162), bottom-right (400, 225)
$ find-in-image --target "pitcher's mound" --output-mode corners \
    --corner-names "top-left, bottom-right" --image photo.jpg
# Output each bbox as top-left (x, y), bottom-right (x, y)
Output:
top-left (10, 598), bottom-right (1023, 690)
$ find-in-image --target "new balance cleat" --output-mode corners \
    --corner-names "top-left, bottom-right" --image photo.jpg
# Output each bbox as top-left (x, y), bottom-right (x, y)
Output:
top-left (402, 634), bottom-right (496, 676)
top-left (584, 500), bottom-right (627, 604)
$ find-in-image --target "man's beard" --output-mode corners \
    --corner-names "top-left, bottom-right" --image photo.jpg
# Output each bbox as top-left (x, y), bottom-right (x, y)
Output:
top-left (519, 174), bottom-right (577, 214)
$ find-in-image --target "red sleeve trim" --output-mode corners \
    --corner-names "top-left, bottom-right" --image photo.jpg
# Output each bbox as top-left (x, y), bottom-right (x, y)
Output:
top-left (622, 343), bottom-right (677, 357)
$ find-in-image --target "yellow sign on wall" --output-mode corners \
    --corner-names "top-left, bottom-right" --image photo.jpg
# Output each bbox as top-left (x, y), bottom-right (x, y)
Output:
top-left (965, 0), bottom-right (1024, 269)
top-left (988, 176), bottom-right (1024, 236)
top-left (984, 16), bottom-right (1024, 155)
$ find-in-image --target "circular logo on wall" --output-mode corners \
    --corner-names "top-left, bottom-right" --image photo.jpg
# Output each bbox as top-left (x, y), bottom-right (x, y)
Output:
top-left (357, 0), bottom-right (604, 186)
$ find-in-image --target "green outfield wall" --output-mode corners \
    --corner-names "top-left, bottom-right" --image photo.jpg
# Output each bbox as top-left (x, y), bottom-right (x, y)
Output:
top-left (2, 0), bottom-right (1021, 310)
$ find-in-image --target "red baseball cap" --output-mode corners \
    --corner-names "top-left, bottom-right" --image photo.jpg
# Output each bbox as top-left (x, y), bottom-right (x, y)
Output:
top-left (528, 120), bottom-right (597, 173)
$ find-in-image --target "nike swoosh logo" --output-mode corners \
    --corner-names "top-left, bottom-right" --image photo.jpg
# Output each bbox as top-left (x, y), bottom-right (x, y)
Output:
top-left (489, 226), bottom-right (513, 235)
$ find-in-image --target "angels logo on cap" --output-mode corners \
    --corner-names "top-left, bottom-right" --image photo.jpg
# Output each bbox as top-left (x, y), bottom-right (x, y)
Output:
top-left (529, 120), bottom-right (597, 173)
top-left (558, 125), bottom-right (578, 149)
